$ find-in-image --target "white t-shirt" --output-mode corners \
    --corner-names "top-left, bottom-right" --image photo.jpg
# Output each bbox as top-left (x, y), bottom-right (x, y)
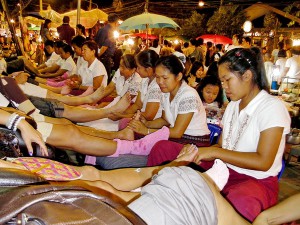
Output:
top-left (275, 58), bottom-right (287, 77)
top-left (0, 58), bottom-right (7, 74)
top-left (221, 90), bottom-right (290, 179)
top-left (76, 56), bottom-right (85, 71)
top-left (45, 52), bottom-right (61, 67)
top-left (78, 58), bottom-right (107, 87)
top-left (60, 56), bottom-right (76, 76)
top-left (161, 81), bottom-right (210, 136)
top-left (112, 69), bottom-right (142, 97)
top-left (140, 78), bottom-right (162, 119)
top-left (0, 92), bottom-right (9, 106)
top-left (285, 55), bottom-right (300, 82)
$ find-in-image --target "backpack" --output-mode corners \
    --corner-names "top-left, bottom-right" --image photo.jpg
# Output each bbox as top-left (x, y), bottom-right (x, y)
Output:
top-left (0, 168), bottom-right (146, 225)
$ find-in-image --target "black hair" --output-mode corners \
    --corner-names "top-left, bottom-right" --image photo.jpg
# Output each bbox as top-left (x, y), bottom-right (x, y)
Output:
top-left (83, 40), bottom-right (98, 57)
top-left (155, 54), bottom-right (185, 78)
top-left (44, 19), bottom-right (52, 28)
top-left (108, 13), bottom-right (119, 23)
top-left (277, 49), bottom-right (287, 58)
top-left (206, 61), bottom-right (219, 77)
top-left (62, 44), bottom-right (74, 57)
top-left (71, 35), bottom-right (86, 48)
top-left (190, 61), bottom-right (204, 76)
top-left (76, 24), bottom-right (86, 36)
top-left (121, 54), bottom-right (136, 69)
top-left (63, 16), bottom-right (70, 23)
top-left (174, 44), bottom-right (182, 53)
top-left (44, 40), bottom-right (54, 47)
top-left (197, 75), bottom-right (224, 108)
top-left (152, 39), bottom-right (159, 48)
top-left (218, 47), bottom-right (269, 92)
top-left (135, 49), bottom-right (159, 68)
top-left (216, 44), bottom-right (223, 51)
top-left (54, 40), bottom-right (65, 48)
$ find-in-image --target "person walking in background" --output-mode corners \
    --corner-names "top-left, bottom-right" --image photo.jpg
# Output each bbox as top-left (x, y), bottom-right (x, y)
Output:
top-left (57, 16), bottom-right (75, 45)
top-left (41, 19), bottom-right (53, 43)
top-left (76, 24), bottom-right (86, 38)
top-left (94, 13), bottom-right (119, 81)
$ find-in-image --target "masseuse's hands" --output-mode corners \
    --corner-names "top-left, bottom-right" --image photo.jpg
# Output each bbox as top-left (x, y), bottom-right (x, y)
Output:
top-left (18, 120), bottom-right (48, 157)
top-left (176, 144), bottom-right (198, 163)
top-left (193, 147), bottom-right (216, 164)
top-left (127, 111), bottom-right (148, 135)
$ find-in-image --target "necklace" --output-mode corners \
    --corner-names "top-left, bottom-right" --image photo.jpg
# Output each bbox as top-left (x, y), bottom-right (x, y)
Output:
top-left (224, 111), bottom-right (249, 150)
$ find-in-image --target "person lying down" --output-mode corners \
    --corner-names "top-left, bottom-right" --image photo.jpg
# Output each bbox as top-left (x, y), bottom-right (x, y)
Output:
top-left (0, 146), bottom-right (249, 225)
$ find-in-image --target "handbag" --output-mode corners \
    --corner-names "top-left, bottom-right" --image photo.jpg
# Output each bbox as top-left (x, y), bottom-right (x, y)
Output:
top-left (0, 126), bottom-right (23, 158)
top-left (0, 170), bottom-right (146, 225)
top-left (0, 125), bottom-right (55, 159)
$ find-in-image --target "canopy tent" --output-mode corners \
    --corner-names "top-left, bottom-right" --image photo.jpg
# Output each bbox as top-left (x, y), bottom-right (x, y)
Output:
top-left (26, 8), bottom-right (108, 29)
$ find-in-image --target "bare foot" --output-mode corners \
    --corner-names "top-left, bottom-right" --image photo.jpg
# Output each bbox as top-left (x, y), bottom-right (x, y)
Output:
top-left (116, 127), bottom-right (135, 141)
top-left (60, 85), bottom-right (72, 95)
top-left (175, 144), bottom-right (198, 163)
top-left (110, 92), bottom-right (131, 114)
top-left (86, 86), bottom-right (105, 104)
top-left (0, 159), bottom-right (27, 170)
top-left (133, 110), bottom-right (141, 121)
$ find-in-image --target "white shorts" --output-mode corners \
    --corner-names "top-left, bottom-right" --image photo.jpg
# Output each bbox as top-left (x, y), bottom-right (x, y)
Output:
top-left (19, 82), bottom-right (47, 98)
top-left (36, 121), bottom-right (53, 142)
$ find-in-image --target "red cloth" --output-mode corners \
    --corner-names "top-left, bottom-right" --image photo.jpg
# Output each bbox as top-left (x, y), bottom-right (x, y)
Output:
top-left (147, 140), bottom-right (279, 222)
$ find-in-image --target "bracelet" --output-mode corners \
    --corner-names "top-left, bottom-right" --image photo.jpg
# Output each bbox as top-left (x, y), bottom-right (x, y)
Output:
top-left (6, 113), bottom-right (18, 129)
top-left (13, 116), bottom-right (25, 131)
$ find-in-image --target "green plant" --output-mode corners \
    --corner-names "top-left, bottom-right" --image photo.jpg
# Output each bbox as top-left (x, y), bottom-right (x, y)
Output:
top-left (207, 5), bottom-right (246, 37)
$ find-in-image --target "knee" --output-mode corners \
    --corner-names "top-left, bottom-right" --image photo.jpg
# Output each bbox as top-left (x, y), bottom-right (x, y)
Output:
top-left (225, 188), bottom-right (267, 222)
top-left (65, 124), bottom-right (83, 142)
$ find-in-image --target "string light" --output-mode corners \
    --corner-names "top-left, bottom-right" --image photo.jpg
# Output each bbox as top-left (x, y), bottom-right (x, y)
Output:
top-left (198, 1), bottom-right (205, 7)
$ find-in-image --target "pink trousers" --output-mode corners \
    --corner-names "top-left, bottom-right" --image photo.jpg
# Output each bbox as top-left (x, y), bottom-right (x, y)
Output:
top-left (147, 140), bottom-right (279, 222)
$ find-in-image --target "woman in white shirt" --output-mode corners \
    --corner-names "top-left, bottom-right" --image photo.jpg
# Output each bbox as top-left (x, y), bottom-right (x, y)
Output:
top-left (127, 54), bottom-right (210, 146)
top-left (147, 47), bottom-right (291, 222)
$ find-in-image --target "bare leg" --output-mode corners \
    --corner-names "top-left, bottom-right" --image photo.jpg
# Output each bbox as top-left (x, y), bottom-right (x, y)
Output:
top-left (39, 83), bottom-right (62, 93)
top-left (46, 86), bottom-right (106, 106)
top-left (47, 124), bottom-right (118, 156)
top-left (62, 93), bottom-right (131, 122)
top-left (35, 76), bottom-right (48, 84)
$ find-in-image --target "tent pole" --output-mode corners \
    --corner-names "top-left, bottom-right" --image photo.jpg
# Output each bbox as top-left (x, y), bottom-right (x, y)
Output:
top-left (77, 0), bottom-right (81, 25)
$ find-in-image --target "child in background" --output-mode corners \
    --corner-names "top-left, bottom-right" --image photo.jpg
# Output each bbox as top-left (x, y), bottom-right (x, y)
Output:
top-left (187, 61), bottom-right (205, 88)
top-left (197, 75), bottom-right (224, 125)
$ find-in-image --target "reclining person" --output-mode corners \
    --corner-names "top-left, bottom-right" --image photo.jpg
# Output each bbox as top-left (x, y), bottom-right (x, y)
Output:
top-left (0, 122), bottom-right (299, 225)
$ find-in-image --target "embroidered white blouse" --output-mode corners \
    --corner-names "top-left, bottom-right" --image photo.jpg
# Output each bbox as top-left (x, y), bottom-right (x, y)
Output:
top-left (112, 69), bottom-right (142, 97)
top-left (221, 90), bottom-right (291, 179)
top-left (161, 81), bottom-right (210, 136)
top-left (45, 52), bottom-right (61, 67)
top-left (140, 78), bottom-right (162, 119)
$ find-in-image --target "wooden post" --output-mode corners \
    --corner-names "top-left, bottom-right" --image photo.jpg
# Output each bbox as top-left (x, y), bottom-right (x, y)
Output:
top-left (77, 0), bottom-right (81, 25)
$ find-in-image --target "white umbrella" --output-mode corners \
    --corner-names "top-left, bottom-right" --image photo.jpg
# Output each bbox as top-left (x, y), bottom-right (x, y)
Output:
top-left (119, 12), bottom-right (180, 31)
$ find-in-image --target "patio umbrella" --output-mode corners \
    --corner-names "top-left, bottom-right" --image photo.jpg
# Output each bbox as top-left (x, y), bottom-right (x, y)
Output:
top-left (119, 12), bottom-right (180, 30)
top-left (197, 34), bottom-right (232, 45)
top-left (119, 12), bottom-right (179, 47)
top-left (131, 33), bottom-right (158, 40)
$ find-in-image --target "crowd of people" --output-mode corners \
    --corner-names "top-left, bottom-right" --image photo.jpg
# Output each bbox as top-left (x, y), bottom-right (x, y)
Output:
top-left (0, 12), bottom-right (299, 225)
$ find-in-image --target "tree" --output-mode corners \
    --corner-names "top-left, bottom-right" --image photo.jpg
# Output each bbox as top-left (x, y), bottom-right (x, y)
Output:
top-left (206, 5), bottom-right (246, 37)
top-left (176, 11), bottom-right (207, 39)
top-left (283, 3), bottom-right (300, 27)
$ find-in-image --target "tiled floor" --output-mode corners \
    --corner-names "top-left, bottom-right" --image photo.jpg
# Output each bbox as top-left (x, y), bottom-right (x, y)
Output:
top-left (279, 161), bottom-right (300, 201)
